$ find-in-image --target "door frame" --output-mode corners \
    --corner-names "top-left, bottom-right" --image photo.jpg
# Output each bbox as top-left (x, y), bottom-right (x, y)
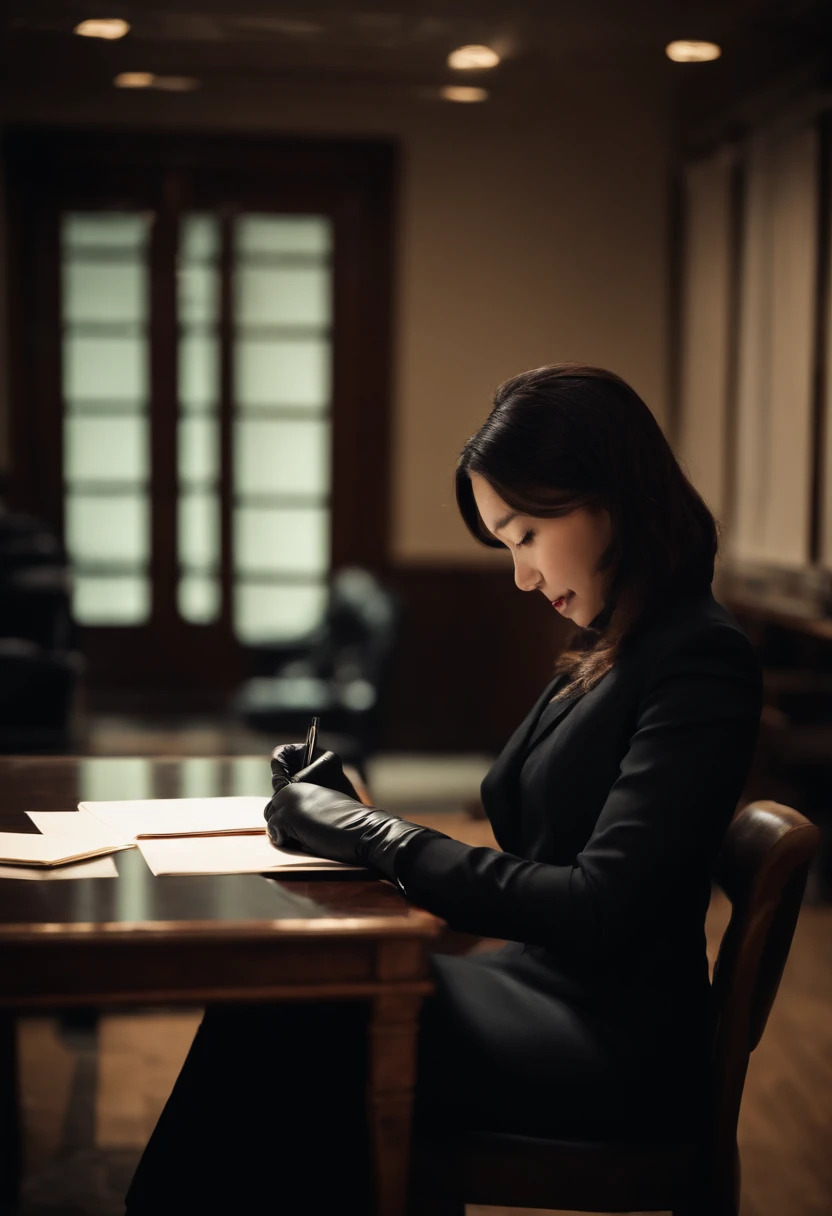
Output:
top-left (3, 129), bottom-right (397, 704)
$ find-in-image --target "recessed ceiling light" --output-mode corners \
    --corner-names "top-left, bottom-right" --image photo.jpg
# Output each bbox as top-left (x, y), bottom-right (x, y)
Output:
top-left (74, 18), bottom-right (130, 40)
top-left (440, 86), bottom-right (489, 103)
top-left (447, 44), bottom-right (500, 71)
top-left (114, 71), bottom-right (154, 89)
top-left (665, 40), bottom-right (721, 63)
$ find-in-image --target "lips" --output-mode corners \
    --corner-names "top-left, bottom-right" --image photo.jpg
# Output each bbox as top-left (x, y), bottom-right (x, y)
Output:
top-left (552, 592), bottom-right (572, 610)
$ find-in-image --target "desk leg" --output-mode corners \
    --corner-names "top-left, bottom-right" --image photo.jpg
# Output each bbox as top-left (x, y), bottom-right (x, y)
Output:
top-left (367, 992), bottom-right (424, 1216)
top-left (0, 1013), bottom-right (20, 1216)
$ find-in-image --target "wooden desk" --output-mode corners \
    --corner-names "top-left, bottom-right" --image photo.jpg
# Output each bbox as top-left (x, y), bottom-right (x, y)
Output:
top-left (0, 756), bottom-right (443, 1216)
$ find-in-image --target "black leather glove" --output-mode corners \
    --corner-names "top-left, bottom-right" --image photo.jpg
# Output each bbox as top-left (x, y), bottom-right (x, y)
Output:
top-left (265, 781), bottom-right (445, 883)
top-left (269, 743), bottom-right (360, 802)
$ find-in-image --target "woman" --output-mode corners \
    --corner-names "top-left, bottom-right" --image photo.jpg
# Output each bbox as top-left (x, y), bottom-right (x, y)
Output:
top-left (125, 363), bottom-right (762, 1213)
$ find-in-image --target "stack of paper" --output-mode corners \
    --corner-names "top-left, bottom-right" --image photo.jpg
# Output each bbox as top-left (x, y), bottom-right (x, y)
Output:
top-left (0, 857), bottom-right (119, 881)
top-left (0, 817), bottom-right (131, 868)
top-left (7, 796), bottom-right (364, 879)
top-left (135, 834), bottom-right (362, 877)
top-left (79, 796), bottom-right (270, 840)
top-left (76, 796), bottom-right (364, 877)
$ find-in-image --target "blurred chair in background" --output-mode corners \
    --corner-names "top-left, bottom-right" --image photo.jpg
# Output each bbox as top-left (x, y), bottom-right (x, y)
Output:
top-left (232, 567), bottom-right (399, 779)
top-left (0, 486), bottom-right (80, 753)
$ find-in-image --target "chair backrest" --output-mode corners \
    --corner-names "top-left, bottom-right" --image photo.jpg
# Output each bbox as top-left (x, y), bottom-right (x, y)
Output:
top-left (707, 800), bottom-right (820, 1178)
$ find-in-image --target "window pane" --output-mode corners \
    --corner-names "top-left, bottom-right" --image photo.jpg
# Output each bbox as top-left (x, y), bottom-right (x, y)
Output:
top-left (63, 262), bottom-right (146, 326)
top-left (234, 507), bottom-right (328, 575)
top-left (62, 212), bottom-right (152, 626)
top-left (64, 213), bottom-right (149, 251)
top-left (179, 416), bottom-right (219, 487)
top-left (234, 419), bottom-right (330, 497)
top-left (65, 495), bottom-right (149, 565)
top-left (64, 336), bottom-right (148, 403)
top-left (177, 215), bottom-right (221, 626)
top-left (179, 492), bottom-right (220, 569)
top-left (179, 574), bottom-right (221, 625)
top-left (237, 216), bottom-right (331, 257)
top-left (235, 338), bottom-right (330, 408)
top-left (178, 265), bottom-right (219, 325)
top-left (234, 582), bottom-right (327, 644)
top-left (179, 332), bottom-right (219, 412)
top-left (181, 216), bottom-right (219, 261)
top-left (65, 415), bottom-right (148, 485)
top-left (236, 266), bottom-right (331, 328)
top-left (73, 576), bottom-right (150, 625)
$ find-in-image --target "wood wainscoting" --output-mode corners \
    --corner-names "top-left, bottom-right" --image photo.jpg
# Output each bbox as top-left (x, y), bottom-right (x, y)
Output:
top-left (381, 565), bottom-right (573, 753)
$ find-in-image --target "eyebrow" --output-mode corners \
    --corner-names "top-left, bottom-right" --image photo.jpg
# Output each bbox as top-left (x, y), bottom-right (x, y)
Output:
top-left (491, 509), bottom-right (521, 535)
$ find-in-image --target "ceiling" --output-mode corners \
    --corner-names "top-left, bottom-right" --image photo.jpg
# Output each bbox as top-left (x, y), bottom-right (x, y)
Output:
top-left (1, 1), bottom-right (829, 117)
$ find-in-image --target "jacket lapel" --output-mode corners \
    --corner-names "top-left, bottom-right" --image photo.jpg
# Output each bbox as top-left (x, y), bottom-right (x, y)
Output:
top-left (524, 679), bottom-right (588, 752)
top-left (480, 671), bottom-right (571, 851)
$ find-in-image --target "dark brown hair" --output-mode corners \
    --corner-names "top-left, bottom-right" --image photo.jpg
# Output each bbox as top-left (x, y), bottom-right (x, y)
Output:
top-left (455, 363), bottom-right (719, 698)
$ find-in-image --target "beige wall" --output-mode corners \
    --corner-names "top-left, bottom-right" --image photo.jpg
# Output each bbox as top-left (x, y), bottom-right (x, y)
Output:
top-left (0, 81), bottom-right (671, 562)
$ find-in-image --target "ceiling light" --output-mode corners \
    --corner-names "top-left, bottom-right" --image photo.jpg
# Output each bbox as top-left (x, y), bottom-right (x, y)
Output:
top-left (447, 44), bottom-right (500, 71)
top-left (114, 71), bottom-right (154, 88)
top-left (665, 40), bottom-right (721, 63)
top-left (74, 18), bottom-right (130, 40)
top-left (440, 86), bottom-right (489, 103)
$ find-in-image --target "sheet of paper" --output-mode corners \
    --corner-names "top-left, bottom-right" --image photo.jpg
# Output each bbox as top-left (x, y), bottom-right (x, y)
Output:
top-left (0, 856), bottom-right (119, 880)
top-left (136, 833), bottom-right (364, 877)
top-left (0, 827), bottom-right (130, 867)
top-left (27, 809), bottom-right (135, 847)
top-left (79, 796), bottom-right (271, 840)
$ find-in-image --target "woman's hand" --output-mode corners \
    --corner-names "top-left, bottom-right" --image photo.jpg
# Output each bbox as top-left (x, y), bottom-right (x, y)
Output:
top-left (270, 743), bottom-right (360, 801)
top-left (265, 781), bottom-right (437, 882)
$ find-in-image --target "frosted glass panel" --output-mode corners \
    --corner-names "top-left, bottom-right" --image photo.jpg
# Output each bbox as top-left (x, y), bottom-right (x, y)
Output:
top-left (63, 262), bottom-right (146, 325)
top-left (237, 216), bottom-right (331, 257)
top-left (65, 336), bottom-right (147, 402)
top-left (179, 333), bottom-right (219, 411)
top-left (179, 492), bottom-right (220, 569)
top-left (234, 582), bottom-right (327, 643)
top-left (65, 415), bottom-right (148, 485)
top-left (179, 416), bottom-right (219, 486)
top-left (237, 266), bottom-right (331, 328)
top-left (73, 576), bottom-right (150, 625)
top-left (234, 507), bottom-right (328, 575)
top-left (65, 495), bottom-right (149, 564)
top-left (234, 419), bottom-right (330, 496)
top-left (181, 216), bottom-right (219, 261)
top-left (179, 574), bottom-right (221, 624)
top-left (235, 339), bottom-right (330, 408)
top-left (177, 215), bottom-right (221, 625)
top-left (64, 213), bottom-right (148, 250)
top-left (179, 265), bottom-right (218, 325)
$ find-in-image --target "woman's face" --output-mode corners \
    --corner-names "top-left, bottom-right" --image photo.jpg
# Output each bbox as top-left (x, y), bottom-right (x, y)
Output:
top-left (470, 472), bottom-right (613, 628)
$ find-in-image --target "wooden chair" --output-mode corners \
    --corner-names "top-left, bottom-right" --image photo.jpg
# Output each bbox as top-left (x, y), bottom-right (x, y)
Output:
top-left (408, 800), bottom-right (820, 1216)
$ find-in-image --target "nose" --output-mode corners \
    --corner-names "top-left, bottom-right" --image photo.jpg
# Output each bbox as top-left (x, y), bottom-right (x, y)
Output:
top-left (513, 553), bottom-right (541, 593)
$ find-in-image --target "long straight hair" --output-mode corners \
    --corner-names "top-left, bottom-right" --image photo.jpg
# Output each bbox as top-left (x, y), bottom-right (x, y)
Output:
top-left (455, 363), bottom-right (719, 698)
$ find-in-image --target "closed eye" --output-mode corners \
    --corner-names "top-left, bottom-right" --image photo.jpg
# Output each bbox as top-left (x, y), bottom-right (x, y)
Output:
top-left (516, 530), bottom-right (535, 548)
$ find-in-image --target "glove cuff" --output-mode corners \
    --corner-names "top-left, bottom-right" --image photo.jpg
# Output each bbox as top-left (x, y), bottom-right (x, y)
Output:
top-left (356, 812), bottom-right (445, 885)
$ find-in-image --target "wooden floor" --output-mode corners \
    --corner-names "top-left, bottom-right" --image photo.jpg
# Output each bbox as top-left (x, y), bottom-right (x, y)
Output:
top-left (12, 798), bottom-right (832, 1216)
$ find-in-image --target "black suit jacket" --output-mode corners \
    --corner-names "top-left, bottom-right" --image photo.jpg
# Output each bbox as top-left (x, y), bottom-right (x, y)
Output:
top-left (396, 585), bottom-right (763, 1028)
